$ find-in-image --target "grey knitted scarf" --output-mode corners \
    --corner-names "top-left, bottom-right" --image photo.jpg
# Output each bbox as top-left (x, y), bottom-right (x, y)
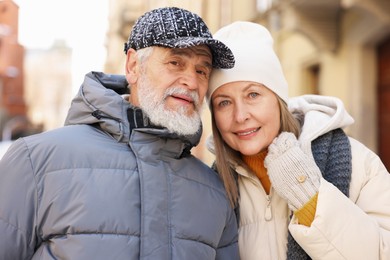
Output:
top-left (286, 128), bottom-right (352, 260)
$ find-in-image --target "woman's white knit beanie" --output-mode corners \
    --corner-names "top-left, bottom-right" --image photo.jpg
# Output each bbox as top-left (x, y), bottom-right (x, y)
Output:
top-left (207, 21), bottom-right (289, 105)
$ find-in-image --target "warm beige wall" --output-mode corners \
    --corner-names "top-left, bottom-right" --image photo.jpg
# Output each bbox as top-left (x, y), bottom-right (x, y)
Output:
top-left (231, 0), bottom-right (258, 22)
top-left (320, 51), bottom-right (349, 101)
top-left (278, 32), bottom-right (377, 150)
top-left (274, 28), bottom-right (378, 150)
top-left (342, 43), bottom-right (377, 149)
top-left (277, 32), bottom-right (351, 101)
top-left (334, 6), bottom-right (380, 151)
top-left (272, 6), bottom-right (382, 152)
top-left (277, 32), bottom-right (317, 97)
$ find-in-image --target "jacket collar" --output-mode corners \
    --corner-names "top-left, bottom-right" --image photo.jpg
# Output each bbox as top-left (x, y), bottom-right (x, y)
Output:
top-left (65, 71), bottom-right (201, 156)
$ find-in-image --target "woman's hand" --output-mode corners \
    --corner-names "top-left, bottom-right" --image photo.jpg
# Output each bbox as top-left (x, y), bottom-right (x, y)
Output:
top-left (265, 132), bottom-right (321, 211)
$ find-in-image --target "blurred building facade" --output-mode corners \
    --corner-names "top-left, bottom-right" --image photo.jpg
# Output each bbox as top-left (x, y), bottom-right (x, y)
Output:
top-left (0, 0), bottom-right (43, 141)
top-left (24, 40), bottom-right (73, 131)
top-left (0, 0), bottom-right (74, 143)
top-left (0, 0), bottom-right (24, 116)
top-left (104, 0), bottom-right (390, 169)
top-left (249, 0), bottom-right (390, 169)
top-left (0, 0), bottom-right (387, 167)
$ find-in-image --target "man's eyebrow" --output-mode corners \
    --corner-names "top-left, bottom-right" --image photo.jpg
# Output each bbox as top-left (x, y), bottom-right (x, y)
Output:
top-left (169, 48), bottom-right (213, 68)
top-left (203, 61), bottom-right (213, 69)
top-left (170, 48), bottom-right (212, 58)
top-left (170, 48), bottom-right (189, 57)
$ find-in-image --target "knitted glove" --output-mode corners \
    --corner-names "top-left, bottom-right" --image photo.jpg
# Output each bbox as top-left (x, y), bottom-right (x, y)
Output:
top-left (265, 132), bottom-right (321, 211)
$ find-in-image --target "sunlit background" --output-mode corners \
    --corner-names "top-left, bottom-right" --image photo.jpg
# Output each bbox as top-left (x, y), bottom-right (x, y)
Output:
top-left (16, 0), bottom-right (108, 89)
top-left (1, 0), bottom-right (390, 168)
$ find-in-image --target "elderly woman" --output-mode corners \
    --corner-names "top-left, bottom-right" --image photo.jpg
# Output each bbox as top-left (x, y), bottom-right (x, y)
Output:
top-left (207, 21), bottom-right (390, 260)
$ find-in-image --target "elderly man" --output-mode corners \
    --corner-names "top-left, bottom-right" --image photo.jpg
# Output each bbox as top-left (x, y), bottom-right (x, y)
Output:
top-left (0, 7), bottom-right (238, 260)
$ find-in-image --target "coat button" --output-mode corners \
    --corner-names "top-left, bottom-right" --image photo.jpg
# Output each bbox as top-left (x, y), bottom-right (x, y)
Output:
top-left (297, 175), bottom-right (307, 183)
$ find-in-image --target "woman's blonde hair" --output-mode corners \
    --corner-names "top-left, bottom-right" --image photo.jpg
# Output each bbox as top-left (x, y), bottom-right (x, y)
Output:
top-left (211, 96), bottom-right (302, 207)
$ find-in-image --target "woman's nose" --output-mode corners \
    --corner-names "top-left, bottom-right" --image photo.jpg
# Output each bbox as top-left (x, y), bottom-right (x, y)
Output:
top-left (234, 103), bottom-right (250, 123)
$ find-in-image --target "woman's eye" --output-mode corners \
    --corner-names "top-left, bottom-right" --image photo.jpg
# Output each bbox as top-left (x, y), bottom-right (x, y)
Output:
top-left (249, 92), bottom-right (259, 98)
top-left (218, 100), bottom-right (230, 107)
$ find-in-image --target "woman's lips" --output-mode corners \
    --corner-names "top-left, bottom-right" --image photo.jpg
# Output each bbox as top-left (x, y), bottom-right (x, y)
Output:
top-left (235, 127), bottom-right (260, 136)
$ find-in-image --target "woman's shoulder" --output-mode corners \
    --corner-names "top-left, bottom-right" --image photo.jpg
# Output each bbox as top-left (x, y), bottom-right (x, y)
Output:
top-left (348, 136), bottom-right (389, 201)
top-left (348, 136), bottom-right (387, 172)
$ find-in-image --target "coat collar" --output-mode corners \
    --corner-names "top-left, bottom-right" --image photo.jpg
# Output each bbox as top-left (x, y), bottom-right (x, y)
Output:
top-left (65, 71), bottom-right (201, 156)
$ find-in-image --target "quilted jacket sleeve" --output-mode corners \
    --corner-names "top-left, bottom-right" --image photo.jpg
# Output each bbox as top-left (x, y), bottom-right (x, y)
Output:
top-left (216, 204), bottom-right (239, 260)
top-left (0, 138), bottom-right (38, 259)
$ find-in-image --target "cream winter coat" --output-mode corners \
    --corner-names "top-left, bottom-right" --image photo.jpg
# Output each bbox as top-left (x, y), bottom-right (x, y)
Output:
top-left (235, 95), bottom-right (390, 260)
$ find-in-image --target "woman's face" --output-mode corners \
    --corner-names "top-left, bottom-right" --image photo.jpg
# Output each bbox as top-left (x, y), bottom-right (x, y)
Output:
top-left (211, 81), bottom-right (280, 156)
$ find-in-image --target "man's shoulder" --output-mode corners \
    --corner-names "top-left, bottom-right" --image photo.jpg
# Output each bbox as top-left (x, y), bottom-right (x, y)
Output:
top-left (20, 124), bottom-right (122, 156)
top-left (22, 125), bottom-right (97, 144)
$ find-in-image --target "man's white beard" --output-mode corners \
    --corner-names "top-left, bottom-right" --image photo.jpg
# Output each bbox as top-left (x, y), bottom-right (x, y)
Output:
top-left (137, 73), bottom-right (202, 136)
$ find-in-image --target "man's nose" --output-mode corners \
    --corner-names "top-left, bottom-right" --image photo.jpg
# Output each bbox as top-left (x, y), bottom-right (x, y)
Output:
top-left (179, 67), bottom-right (199, 90)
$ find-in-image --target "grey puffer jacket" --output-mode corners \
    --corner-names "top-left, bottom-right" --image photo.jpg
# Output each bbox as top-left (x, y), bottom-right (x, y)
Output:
top-left (0, 71), bottom-right (239, 260)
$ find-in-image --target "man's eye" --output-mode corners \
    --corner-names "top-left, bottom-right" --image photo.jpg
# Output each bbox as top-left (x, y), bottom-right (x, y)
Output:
top-left (169, 61), bottom-right (180, 66)
top-left (249, 92), bottom-right (259, 98)
top-left (197, 66), bottom-right (211, 78)
top-left (196, 69), bottom-right (208, 76)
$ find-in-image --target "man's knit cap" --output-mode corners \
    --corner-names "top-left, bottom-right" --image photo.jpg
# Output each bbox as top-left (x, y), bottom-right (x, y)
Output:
top-left (124, 7), bottom-right (235, 69)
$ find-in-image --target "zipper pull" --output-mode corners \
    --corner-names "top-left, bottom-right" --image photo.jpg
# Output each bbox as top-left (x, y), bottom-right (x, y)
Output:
top-left (265, 195), bottom-right (272, 221)
top-left (92, 110), bottom-right (103, 119)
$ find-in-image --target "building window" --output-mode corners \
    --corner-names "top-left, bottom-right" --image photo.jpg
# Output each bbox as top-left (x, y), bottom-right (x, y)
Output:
top-left (304, 63), bottom-right (320, 94)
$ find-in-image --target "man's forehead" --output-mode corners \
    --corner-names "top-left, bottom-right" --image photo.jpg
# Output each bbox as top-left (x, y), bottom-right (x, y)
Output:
top-left (169, 45), bottom-right (212, 58)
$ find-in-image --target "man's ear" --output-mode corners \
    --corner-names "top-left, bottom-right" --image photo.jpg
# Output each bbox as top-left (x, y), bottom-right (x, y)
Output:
top-left (125, 48), bottom-right (139, 84)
